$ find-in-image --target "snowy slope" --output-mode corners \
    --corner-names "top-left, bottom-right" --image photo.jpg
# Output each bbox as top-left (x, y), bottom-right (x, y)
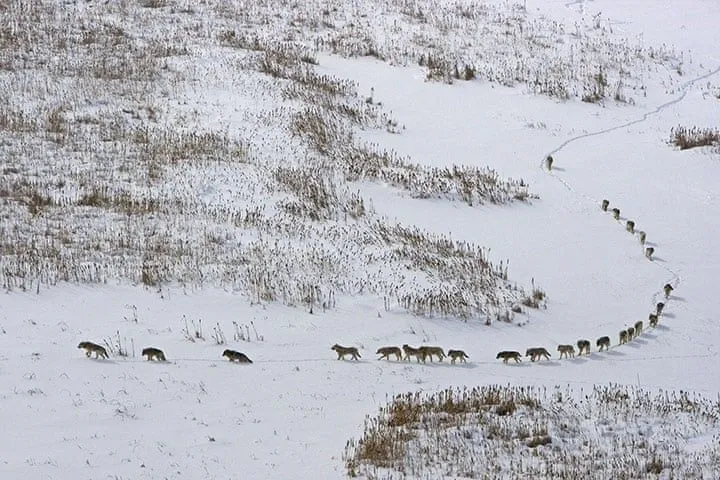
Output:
top-left (1, 0), bottom-right (720, 479)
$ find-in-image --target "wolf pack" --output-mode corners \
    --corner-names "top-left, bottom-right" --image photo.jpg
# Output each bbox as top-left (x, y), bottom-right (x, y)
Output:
top-left (497, 283), bottom-right (672, 363)
top-left (77, 342), bottom-right (252, 364)
top-left (333, 282), bottom-right (674, 365)
top-left (332, 343), bottom-right (469, 364)
top-left (78, 283), bottom-right (673, 367)
top-left (75, 164), bottom-right (675, 367)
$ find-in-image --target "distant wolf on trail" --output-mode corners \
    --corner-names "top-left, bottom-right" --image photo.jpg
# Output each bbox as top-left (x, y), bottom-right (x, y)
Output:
top-left (447, 349), bottom-right (469, 364)
top-left (645, 247), bottom-right (654, 260)
top-left (656, 302), bottom-right (665, 315)
top-left (663, 284), bottom-right (674, 298)
top-left (78, 341), bottom-right (108, 359)
top-left (596, 336), bottom-right (611, 351)
top-left (376, 346), bottom-right (402, 361)
top-left (576, 339), bottom-right (591, 355)
top-left (601, 199), bottom-right (609, 211)
top-left (402, 344), bottom-right (424, 363)
top-left (419, 346), bottom-right (445, 363)
top-left (634, 321), bottom-right (643, 337)
top-left (619, 330), bottom-right (628, 345)
top-left (222, 349), bottom-right (253, 363)
top-left (627, 326), bottom-right (635, 339)
top-left (557, 344), bottom-right (575, 359)
top-left (545, 155), bottom-right (553, 170)
top-left (648, 313), bottom-right (659, 328)
top-left (142, 347), bottom-right (166, 361)
top-left (612, 208), bottom-right (620, 220)
top-left (496, 351), bottom-right (522, 363)
top-left (626, 220), bottom-right (635, 233)
top-left (638, 231), bottom-right (647, 245)
top-left (525, 347), bottom-right (551, 362)
top-left (332, 344), bottom-right (361, 360)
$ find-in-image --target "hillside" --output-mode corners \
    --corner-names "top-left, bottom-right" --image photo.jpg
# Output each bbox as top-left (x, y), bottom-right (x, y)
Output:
top-left (1, 0), bottom-right (719, 478)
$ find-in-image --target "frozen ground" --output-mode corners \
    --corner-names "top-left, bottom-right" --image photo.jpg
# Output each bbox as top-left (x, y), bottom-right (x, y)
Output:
top-left (1, 0), bottom-right (719, 478)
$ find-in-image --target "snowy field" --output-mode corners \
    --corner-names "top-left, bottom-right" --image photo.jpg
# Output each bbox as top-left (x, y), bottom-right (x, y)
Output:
top-left (1, 0), bottom-right (719, 478)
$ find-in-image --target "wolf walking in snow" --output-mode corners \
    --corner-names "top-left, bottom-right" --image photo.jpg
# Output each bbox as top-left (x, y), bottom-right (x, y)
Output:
top-left (222, 349), bottom-right (253, 363)
top-left (557, 344), bottom-right (575, 359)
top-left (402, 344), bottom-right (424, 363)
top-left (332, 344), bottom-right (361, 360)
top-left (576, 339), bottom-right (591, 355)
top-left (447, 349), bottom-right (469, 364)
top-left (376, 346), bottom-right (402, 361)
top-left (142, 347), bottom-right (166, 361)
top-left (496, 351), bottom-right (522, 363)
top-left (419, 346), bottom-right (445, 363)
top-left (526, 347), bottom-right (551, 362)
top-left (634, 321), bottom-right (643, 337)
top-left (77, 341), bottom-right (108, 359)
top-left (545, 155), bottom-right (554, 170)
top-left (596, 336), bottom-right (611, 351)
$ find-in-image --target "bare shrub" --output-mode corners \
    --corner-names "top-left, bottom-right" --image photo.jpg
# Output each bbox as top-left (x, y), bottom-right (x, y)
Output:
top-left (670, 126), bottom-right (720, 150)
top-left (521, 279), bottom-right (546, 309)
top-left (0, 0), bottom-right (540, 322)
top-left (344, 385), bottom-right (720, 479)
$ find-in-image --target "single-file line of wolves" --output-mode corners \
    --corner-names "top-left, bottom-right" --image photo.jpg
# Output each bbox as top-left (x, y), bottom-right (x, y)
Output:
top-left (77, 194), bottom-right (675, 366)
top-left (78, 283), bottom-right (674, 366)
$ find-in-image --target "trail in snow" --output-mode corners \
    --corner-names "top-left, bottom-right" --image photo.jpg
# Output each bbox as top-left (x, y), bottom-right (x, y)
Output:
top-left (540, 65), bottom-right (720, 312)
top-left (541, 65), bottom-right (720, 192)
top-left (103, 348), bottom-right (719, 369)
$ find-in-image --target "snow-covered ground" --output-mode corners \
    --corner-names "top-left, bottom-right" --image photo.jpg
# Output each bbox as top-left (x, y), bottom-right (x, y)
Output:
top-left (1, 0), bottom-right (719, 478)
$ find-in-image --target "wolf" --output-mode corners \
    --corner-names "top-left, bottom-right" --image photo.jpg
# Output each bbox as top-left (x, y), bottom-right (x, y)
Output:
top-left (601, 199), bottom-right (609, 211)
top-left (545, 155), bottom-right (554, 171)
top-left (576, 339), bottom-right (591, 356)
top-left (402, 344), bottom-right (424, 363)
top-left (376, 346), bottom-right (402, 361)
top-left (638, 231), bottom-right (647, 245)
top-left (619, 330), bottom-right (628, 345)
top-left (332, 344), bottom-right (360, 360)
top-left (612, 208), bottom-right (620, 220)
top-left (663, 284), bottom-right (674, 298)
top-left (627, 327), bottom-right (635, 339)
top-left (525, 347), bottom-right (551, 362)
top-left (222, 349), bottom-right (253, 363)
top-left (645, 247), bottom-right (654, 260)
top-left (626, 220), bottom-right (635, 233)
top-left (648, 313), bottom-right (659, 328)
top-left (596, 336), bottom-right (611, 351)
top-left (447, 349), bottom-right (469, 364)
top-left (656, 302), bottom-right (665, 316)
top-left (77, 341), bottom-right (108, 359)
top-left (496, 351), bottom-right (522, 363)
top-left (557, 344), bottom-right (575, 359)
top-left (142, 347), bottom-right (166, 361)
top-left (419, 346), bottom-right (445, 363)
top-left (634, 321), bottom-right (643, 337)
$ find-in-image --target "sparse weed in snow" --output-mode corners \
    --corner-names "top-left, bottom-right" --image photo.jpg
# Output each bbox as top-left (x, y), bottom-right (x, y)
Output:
top-left (670, 125), bottom-right (720, 151)
top-left (344, 384), bottom-right (720, 479)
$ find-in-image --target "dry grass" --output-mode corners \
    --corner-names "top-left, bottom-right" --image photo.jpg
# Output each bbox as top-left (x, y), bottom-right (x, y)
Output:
top-left (344, 385), bottom-right (720, 479)
top-left (0, 0), bottom-right (543, 321)
top-left (670, 126), bottom-right (720, 151)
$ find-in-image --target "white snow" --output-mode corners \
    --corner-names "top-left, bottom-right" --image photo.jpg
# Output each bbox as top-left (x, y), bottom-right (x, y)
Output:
top-left (1, 0), bottom-right (719, 478)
